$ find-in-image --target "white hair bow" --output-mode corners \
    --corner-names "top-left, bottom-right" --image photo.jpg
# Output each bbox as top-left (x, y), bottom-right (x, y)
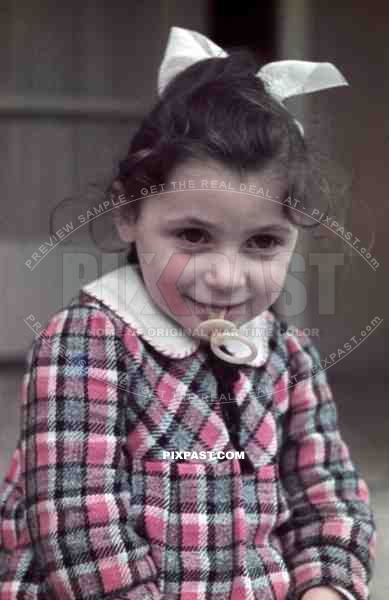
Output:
top-left (158, 26), bottom-right (349, 136)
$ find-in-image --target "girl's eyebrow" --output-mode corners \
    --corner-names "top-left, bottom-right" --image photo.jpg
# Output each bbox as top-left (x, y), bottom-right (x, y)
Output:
top-left (165, 216), bottom-right (294, 235)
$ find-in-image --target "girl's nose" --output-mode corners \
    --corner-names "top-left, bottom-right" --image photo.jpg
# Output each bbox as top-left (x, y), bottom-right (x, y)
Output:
top-left (203, 253), bottom-right (247, 290)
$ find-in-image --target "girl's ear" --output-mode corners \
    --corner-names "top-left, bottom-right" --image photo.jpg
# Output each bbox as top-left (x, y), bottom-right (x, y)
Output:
top-left (112, 210), bottom-right (136, 244)
top-left (111, 180), bottom-right (136, 244)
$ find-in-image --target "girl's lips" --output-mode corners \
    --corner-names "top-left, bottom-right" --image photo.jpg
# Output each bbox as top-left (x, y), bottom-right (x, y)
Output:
top-left (185, 297), bottom-right (247, 318)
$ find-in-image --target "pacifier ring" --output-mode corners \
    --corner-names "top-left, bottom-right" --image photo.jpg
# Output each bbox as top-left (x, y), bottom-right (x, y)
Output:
top-left (197, 309), bottom-right (258, 364)
top-left (210, 331), bottom-right (258, 364)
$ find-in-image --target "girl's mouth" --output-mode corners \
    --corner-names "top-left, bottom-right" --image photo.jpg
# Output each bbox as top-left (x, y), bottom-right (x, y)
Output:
top-left (184, 297), bottom-right (248, 318)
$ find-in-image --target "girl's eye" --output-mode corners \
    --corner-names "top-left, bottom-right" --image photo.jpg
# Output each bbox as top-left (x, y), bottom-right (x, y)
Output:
top-left (246, 234), bottom-right (284, 251)
top-left (175, 229), bottom-right (284, 252)
top-left (176, 228), bottom-right (209, 244)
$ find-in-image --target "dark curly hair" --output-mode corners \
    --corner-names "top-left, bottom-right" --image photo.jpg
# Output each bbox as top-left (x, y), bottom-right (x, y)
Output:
top-left (49, 48), bottom-right (364, 263)
top-left (103, 49), bottom-right (355, 267)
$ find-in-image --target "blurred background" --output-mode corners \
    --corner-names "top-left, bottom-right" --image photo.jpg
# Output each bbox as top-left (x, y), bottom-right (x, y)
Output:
top-left (0, 1), bottom-right (387, 597)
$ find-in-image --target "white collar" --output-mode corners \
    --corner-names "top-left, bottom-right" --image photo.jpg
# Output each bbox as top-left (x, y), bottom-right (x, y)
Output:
top-left (82, 263), bottom-right (273, 367)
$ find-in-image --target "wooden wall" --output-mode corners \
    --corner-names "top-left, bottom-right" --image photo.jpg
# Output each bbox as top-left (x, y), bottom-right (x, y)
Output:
top-left (0, 0), bottom-right (208, 358)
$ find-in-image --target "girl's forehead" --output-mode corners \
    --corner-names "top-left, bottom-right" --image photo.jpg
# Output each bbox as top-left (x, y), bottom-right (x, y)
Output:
top-left (170, 159), bottom-right (285, 186)
top-left (142, 187), bottom-right (291, 234)
top-left (144, 159), bottom-right (290, 225)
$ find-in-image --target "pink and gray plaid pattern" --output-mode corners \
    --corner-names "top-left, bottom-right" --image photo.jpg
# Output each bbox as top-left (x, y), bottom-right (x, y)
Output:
top-left (0, 291), bottom-right (377, 599)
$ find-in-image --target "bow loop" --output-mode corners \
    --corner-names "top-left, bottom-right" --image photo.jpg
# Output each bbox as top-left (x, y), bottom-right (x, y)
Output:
top-left (258, 60), bottom-right (349, 101)
top-left (158, 26), bottom-right (227, 96)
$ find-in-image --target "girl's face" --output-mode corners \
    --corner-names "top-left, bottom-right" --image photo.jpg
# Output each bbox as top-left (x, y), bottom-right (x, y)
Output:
top-left (117, 159), bottom-right (299, 334)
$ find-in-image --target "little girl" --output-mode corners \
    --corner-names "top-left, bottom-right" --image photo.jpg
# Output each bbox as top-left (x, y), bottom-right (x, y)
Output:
top-left (0, 27), bottom-right (376, 600)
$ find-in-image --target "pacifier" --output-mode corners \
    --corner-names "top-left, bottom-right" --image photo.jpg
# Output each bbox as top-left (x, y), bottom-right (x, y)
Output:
top-left (197, 309), bottom-right (258, 365)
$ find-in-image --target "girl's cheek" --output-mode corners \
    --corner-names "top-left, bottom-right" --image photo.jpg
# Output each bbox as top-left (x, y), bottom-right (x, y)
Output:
top-left (262, 261), bottom-right (290, 292)
top-left (267, 254), bottom-right (293, 275)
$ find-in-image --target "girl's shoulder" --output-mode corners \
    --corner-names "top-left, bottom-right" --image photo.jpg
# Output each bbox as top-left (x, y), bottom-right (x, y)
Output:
top-left (42, 288), bottom-right (132, 339)
top-left (25, 283), bottom-right (140, 373)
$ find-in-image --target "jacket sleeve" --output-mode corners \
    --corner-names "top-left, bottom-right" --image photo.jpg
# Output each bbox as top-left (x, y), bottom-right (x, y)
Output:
top-left (24, 304), bottom-right (163, 599)
top-left (276, 334), bottom-right (377, 600)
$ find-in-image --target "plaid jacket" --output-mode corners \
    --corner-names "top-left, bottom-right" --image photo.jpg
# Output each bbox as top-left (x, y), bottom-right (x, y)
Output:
top-left (0, 264), bottom-right (377, 599)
